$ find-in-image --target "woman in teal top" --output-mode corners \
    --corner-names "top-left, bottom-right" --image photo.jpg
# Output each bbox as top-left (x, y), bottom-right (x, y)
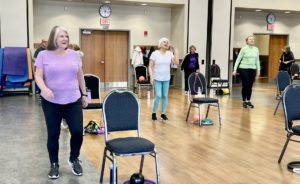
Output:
top-left (232, 35), bottom-right (260, 108)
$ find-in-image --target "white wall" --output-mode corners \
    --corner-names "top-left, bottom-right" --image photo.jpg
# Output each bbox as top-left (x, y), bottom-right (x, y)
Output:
top-left (0, 0), bottom-right (28, 47)
top-left (211, 0), bottom-right (231, 79)
top-left (188, 0), bottom-right (208, 75)
top-left (234, 11), bottom-right (300, 57)
top-left (33, 0), bottom-right (174, 54)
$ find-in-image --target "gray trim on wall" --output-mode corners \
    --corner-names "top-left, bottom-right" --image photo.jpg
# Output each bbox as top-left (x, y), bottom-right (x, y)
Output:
top-left (26, 0), bottom-right (29, 48)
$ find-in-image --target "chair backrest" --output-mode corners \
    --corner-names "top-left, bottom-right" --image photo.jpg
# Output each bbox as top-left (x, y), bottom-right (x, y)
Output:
top-left (84, 74), bottom-right (101, 100)
top-left (210, 64), bottom-right (221, 78)
top-left (102, 90), bottom-right (140, 140)
top-left (135, 65), bottom-right (148, 81)
top-left (290, 63), bottom-right (300, 76)
top-left (283, 84), bottom-right (300, 130)
top-left (276, 71), bottom-right (291, 93)
top-left (188, 72), bottom-right (207, 96)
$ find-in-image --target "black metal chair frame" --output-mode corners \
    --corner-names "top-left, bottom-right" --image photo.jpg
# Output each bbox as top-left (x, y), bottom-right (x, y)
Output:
top-left (100, 90), bottom-right (160, 184)
top-left (185, 72), bottom-right (221, 126)
top-left (83, 74), bottom-right (102, 111)
top-left (208, 64), bottom-right (229, 95)
top-left (278, 84), bottom-right (300, 163)
top-left (134, 65), bottom-right (152, 98)
top-left (274, 71), bottom-right (291, 115)
top-left (290, 63), bottom-right (300, 83)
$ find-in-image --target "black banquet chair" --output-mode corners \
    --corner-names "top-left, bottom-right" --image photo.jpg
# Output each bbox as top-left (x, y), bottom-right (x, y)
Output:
top-left (278, 84), bottom-right (300, 163)
top-left (290, 63), bottom-right (300, 83)
top-left (134, 65), bottom-right (152, 98)
top-left (83, 74), bottom-right (102, 110)
top-left (208, 64), bottom-right (229, 95)
top-left (274, 71), bottom-right (291, 115)
top-left (186, 72), bottom-right (221, 125)
top-left (100, 90), bottom-right (160, 184)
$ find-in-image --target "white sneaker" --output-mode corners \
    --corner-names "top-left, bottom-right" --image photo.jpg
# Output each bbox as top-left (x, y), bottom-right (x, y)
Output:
top-left (184, 91), bottom-right (188, 95)
top-left (61, 119), bottom-right (68, 129)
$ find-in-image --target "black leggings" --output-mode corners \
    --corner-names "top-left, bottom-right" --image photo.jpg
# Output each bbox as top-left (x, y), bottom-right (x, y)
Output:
top-left (239, 69), bottom-right (256, 101)
top-left (184, 69), bottom-right (197, 91)
top-left (41, 98), bottom-right (83, 164)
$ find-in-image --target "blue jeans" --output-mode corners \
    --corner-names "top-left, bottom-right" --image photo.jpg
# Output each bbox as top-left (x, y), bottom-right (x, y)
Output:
top-left (152, 80), bottom-right (170, 114)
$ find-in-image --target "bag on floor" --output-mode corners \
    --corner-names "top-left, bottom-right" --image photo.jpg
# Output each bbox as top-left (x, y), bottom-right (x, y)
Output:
top-left (84, 120), bottom-right (105, 135)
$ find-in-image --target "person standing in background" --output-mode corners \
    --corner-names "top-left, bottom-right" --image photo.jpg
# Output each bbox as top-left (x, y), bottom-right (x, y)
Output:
top-left (279, 46), bottom-right (295, 75)
top-left (181, 45), bottom-right (199, 94)
top-left (232, 35), bottom-right (260, 109)
top-left (35, 26), bottom-right (88, 179)
top-left (149, 37), bottom-right (179, 121)
top-left (34, 39), bottom-right (48, 59)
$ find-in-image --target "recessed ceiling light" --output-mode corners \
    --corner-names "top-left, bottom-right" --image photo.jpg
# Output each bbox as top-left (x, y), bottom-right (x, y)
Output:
top-left (284, 11), bottom-right (291, 14)
top-left (255, 9), bottom-right (262, 12)
top-left (141, 3), bottom-right (148, 6)
top-left (104, 0), bottom-right (111, 3)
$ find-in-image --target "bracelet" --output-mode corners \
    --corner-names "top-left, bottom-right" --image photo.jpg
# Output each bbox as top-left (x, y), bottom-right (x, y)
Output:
top-left (82, 94), bottom-right (88, 97)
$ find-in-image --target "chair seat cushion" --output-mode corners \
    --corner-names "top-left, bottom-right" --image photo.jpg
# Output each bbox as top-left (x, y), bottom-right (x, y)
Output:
top-left (212, 79), bottom-right (228, 83)
top-left (292, 125), bottom-right (300, 135)
top-left (106, 137), bottom-right (155, 154)
top-left (137, 80), bottom-right (151, 85)
top-left (84, 103), bottom-right (102, 109)
top-left (193, 97), bottom-right (218, 103)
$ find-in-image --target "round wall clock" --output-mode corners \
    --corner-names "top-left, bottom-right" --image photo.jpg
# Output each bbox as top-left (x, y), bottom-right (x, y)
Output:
top-left (266, 13), bottom-right (276, 24)
top-left (99, 4), bottom-right (112, 18)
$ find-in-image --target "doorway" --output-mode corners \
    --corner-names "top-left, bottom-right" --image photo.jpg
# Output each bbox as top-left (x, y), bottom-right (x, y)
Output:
top-left (80, 29), bottom-right (129, 88)
top-left (254, 34), bottom-right (288, 81)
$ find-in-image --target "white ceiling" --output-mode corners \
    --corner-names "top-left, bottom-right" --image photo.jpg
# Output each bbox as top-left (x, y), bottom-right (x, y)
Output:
top-left (39, 0), bottom-right (181, 8)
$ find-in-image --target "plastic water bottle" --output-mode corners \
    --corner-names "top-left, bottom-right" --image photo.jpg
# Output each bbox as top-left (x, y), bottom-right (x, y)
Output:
top-left (86, 89), bottom-right (92, 103)
top-left (109, 163), bottom-right (118, 184)
top-left (198, 87), bottom-right (201, 96)
top-left (147, 90), bottom-right (150, 99)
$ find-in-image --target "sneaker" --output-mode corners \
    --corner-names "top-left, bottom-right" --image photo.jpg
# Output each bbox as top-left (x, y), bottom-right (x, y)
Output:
top-left (68, 158), bottom-right (83, 176)
top-left (161, 114), bottom-right (168, 121)
top-left (152, 113), bottom-right (157, 121)
top-left (247, 102), bottom-right (254, 108)
top-left (242, 102), bottom-right (248, 108)
top-left (48, 163), bottom-right (59, 179)
top-left (61, 119), bottom-right (68, 129)
top-left (184, 91), bottom-right (188, 95)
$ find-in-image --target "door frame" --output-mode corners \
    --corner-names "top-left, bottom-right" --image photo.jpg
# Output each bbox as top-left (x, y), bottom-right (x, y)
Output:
top-left (79, 28), bottom-right (131, 88)
top-left (254, 33), bottom-right (289, 80)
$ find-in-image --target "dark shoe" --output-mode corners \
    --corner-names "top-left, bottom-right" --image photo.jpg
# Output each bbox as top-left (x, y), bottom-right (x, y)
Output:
top-left (161, 114), bottom-right (168, 120)
top-left (68, 158), bottom-right (83, 176)
top-left (247, 102), bottom-right (254, 108)
top-left (152, 113), bottom-right (157, 121)
top-left (48, 163), bottom-right (59, 179)
top-left (242, 102), bottom-right (248, 108)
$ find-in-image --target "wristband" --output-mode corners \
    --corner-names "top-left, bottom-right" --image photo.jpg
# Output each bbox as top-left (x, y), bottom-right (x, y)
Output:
top-left (82, 94), bottom-right (88, 97)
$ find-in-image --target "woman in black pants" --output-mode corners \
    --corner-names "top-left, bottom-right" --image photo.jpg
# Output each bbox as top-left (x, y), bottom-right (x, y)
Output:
top-left (232, 35), bottom-right (260, 108)
top-left (35, 26), bottom-right (88, 179)
top-left (181, 45), bottom-right (199, 94)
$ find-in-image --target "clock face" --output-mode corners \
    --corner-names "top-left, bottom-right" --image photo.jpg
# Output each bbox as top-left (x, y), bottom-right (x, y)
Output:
top-left (266, 13), bottom-right (276, 24)
top-left (99, 4), bottom-right (112, 18)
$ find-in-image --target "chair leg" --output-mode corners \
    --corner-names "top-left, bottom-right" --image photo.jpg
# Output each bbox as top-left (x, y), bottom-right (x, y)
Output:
top-left (138, 85), bottom-right (141, 98)
top-left (112, 155), bottom-right (117, 184)
top-left (139, 155), bottom-right (145, 174)
top-left (186, 103), bottom-right (192, 122)
top-left (154, 151), bottom-right (160, 184)
top-left (206, 104), bottom-right (211, 118)
top-left (100, 148), bottom-right (107, 183)
top-left (273, 99), bottom-right (281, 115)
top-left (198, 104), bottom-right (201, 126)
top-left (217, 102), bottom-right (221, 125)
top-left (278, 134), bottom-right (292, 163)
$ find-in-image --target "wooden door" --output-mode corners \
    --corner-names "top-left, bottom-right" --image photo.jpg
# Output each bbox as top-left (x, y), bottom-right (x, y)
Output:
top-left (268, 35), bottom-right (288, 80)
top-left (81, 30), bottom-right (129, 84)
top-left (81, 30), bottom-right (105, 81)
top-left (105, 31), bottom-right (128, 82)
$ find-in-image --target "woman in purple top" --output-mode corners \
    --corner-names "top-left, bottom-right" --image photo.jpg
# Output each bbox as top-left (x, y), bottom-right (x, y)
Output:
top-left (35, 26), bottom-right (88, 179)
top-left (181, 45), bottom-right (199, 94)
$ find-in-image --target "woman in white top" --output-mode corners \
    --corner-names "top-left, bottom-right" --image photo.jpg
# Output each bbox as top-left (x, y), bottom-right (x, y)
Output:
top-left (149, 37), bottom-right (179, 121)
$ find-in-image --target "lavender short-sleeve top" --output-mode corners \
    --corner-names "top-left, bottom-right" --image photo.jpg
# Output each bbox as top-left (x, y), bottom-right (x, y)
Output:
top-left (35, 49), bottom-right (81, 104)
